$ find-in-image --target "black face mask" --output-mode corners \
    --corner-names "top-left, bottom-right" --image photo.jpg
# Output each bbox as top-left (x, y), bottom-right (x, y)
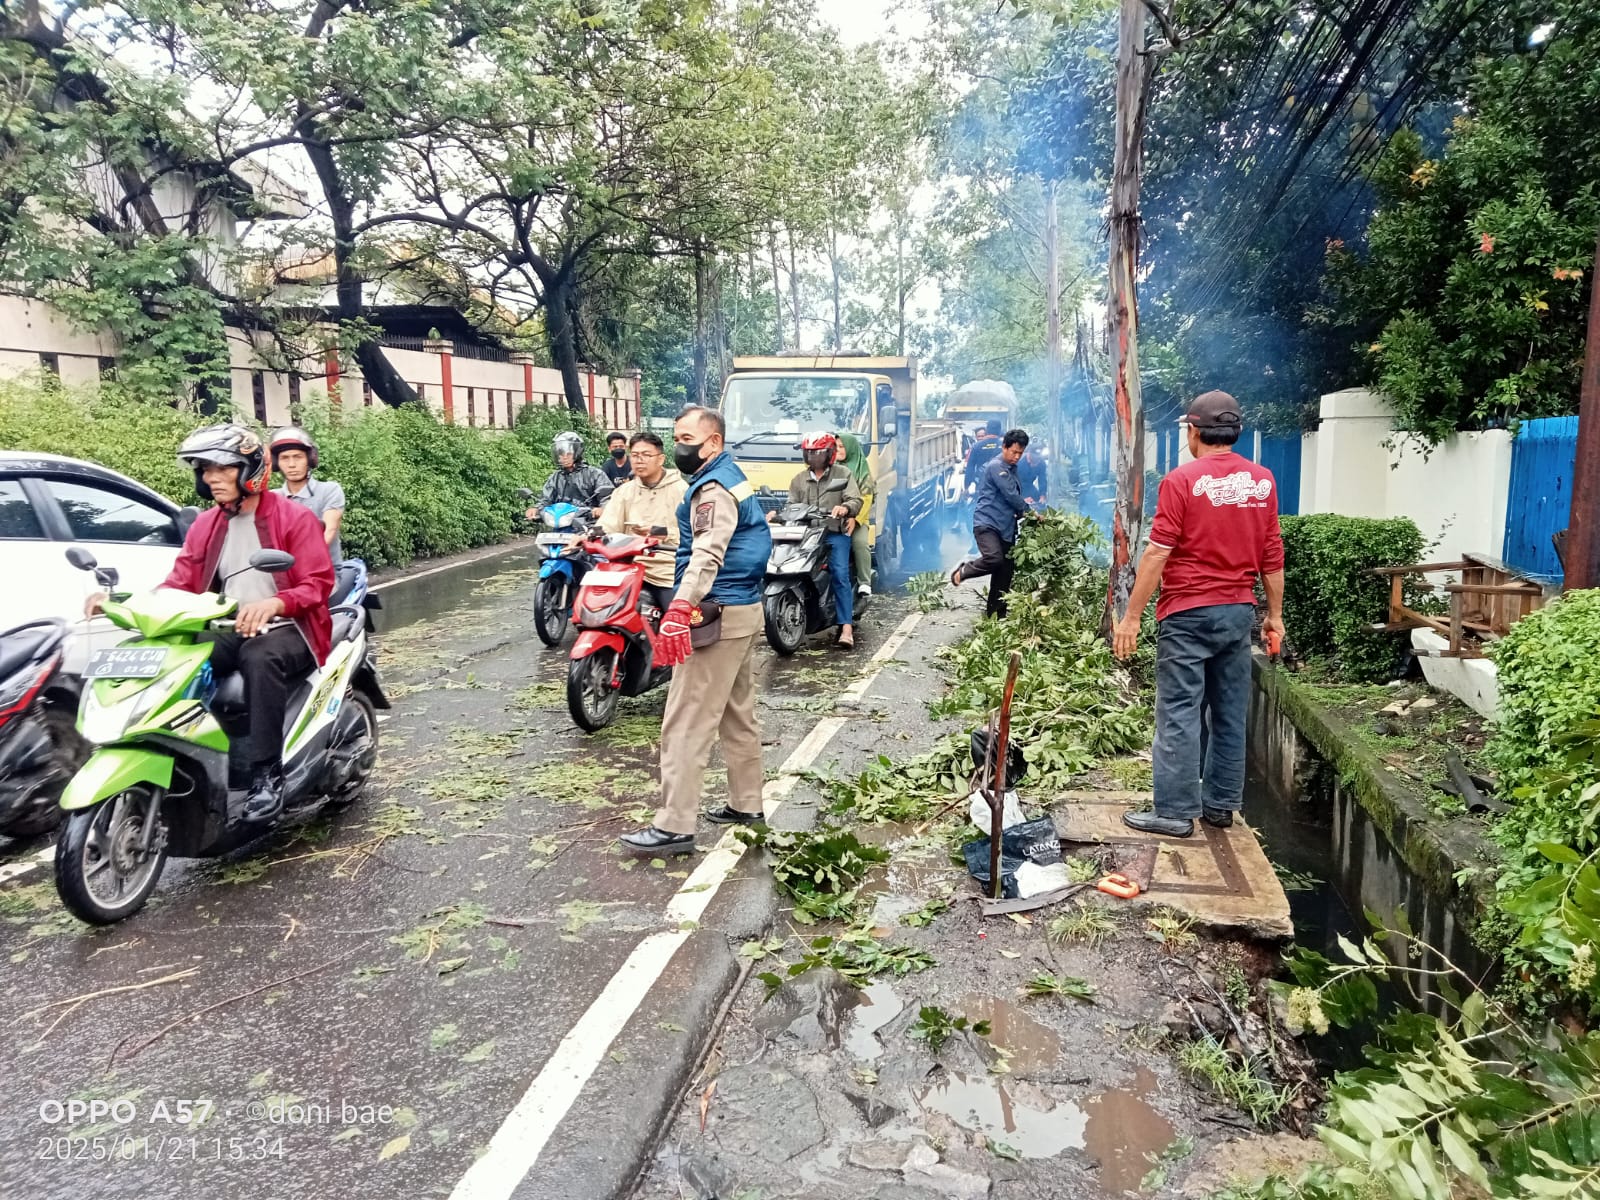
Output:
top-left (611, 446), bottom-right (626, 460)
top-left (674, 441), bottom-right (707, 477)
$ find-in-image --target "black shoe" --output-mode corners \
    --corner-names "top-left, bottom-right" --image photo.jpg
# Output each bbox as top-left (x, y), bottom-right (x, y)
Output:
top-left (619, 825), bottom-right (696, 855)
top-left (705, 804), bottom-right (765, 827)
top-left (1202, 808), bottom-right (1235, 829)
top-left (242, 765), bottom-right (285, 823)
top-left (1121, 810), bottom-right (1195, 838)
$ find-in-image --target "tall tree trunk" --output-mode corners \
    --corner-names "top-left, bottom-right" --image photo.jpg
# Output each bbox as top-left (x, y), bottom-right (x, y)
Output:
top-left (895, 225), bottom-right (907, 356)
top-left (829, 225), bottom-right (842, 352)
top-left (787, 228), bottom-right (801, 349)
top-left (535, 261), bottom-right (587, 413)
top-left (297, 0), bottom-right (417, 410)
top-left (768, 228), bottom-right (785, 351)
top-left (1045, 178), bottom-right (1063, 506)
top-left (692, 245), bottom-right (709, 405)
top-left (710, 255), bottom-right (731, 397)
top-left (1106, 0), bottom-right (1154, 626)
top-left (745, 243), bottom-right (758, 355)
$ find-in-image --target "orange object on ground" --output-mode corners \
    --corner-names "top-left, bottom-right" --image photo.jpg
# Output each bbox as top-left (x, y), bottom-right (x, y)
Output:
top-left (1097, 872), bottom-right (1141, 899)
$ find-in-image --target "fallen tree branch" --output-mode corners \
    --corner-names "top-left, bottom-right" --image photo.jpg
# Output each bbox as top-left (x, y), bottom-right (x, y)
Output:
top-left (20, 968), bottom-right (201, 1043)
top-left (107, 945), bottom-right (364, 1068)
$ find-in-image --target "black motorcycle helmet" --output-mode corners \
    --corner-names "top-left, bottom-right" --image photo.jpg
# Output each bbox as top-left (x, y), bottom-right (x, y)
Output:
top-left (178, 424), bottom-right (269, 514)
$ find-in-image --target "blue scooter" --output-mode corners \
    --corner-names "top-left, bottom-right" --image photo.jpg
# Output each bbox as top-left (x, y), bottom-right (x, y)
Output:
top-left (524, 499), bottom-right (596, 646)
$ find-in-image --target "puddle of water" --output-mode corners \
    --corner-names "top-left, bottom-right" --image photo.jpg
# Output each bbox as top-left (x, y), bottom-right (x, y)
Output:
top-left (956, 993), bottom-right (1061, 1075)
top-left (844, 981), bottom-right (905, 1060)
top-left (915, 1072), bottom-right (1086, 1158)
top-left (374, 546), bottom-right (544, 632)
top-left (1081, 1068), bottom-right (1174, 1195)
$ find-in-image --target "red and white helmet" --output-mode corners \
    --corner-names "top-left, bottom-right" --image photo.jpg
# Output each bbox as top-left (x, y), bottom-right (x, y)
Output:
top-left (269, 425), bottom-right (319, 471)
top-left (800, 431), bottom-right (838, 469)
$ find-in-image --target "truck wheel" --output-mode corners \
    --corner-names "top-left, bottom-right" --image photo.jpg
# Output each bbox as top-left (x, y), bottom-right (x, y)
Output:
top-left (764, 592), bottom-right (806, 656)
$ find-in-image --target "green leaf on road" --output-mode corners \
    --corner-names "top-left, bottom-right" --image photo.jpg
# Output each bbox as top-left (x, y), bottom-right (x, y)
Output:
top-left (462, 1039), bottom-right (496, 1064)
top-left (378, 1133), bottom-right (410, 1161)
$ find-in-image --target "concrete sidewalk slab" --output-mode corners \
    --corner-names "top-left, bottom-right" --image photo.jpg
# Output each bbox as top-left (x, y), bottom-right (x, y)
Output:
top-left (1052, 792), bottom-right (1293, 939)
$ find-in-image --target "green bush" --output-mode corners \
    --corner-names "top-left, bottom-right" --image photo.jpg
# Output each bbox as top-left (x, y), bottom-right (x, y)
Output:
top-left (1487, 589), bottom-right (1600, 800)
top-left (1279, 514), bottom-right (1426, 681)
top-left (0, 378), bottom-right (600, 570)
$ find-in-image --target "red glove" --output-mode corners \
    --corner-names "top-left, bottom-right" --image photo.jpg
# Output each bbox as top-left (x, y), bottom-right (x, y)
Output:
top-left (653, 599), bottom-right (697, 668)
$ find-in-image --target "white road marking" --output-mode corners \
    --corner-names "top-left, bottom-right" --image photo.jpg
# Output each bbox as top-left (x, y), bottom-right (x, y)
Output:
top-left (450, 608), bottom-right (926, 1200)
top-left (369, 541), bottom-right (532, 594)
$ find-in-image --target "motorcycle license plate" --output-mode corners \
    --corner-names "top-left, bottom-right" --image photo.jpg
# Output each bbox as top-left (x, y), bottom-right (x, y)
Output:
top-left (536, 533), bottom-right (574, 547)
top-left (84, 647), bottom-right (166, 679)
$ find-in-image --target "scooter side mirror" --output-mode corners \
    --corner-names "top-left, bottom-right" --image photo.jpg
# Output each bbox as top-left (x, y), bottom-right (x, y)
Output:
top-left (249, 549), bottom-right (296, 574)
top-left (176, 505), bottom-right (200, 536)
top-left (516, 487), bottom-right (534, 500)
top-left (823, 478), bottom-right (849, 494)
top-left (66, 547), bottom-right (98, 572)
top-left (649, 525), bottom-right (669, 536)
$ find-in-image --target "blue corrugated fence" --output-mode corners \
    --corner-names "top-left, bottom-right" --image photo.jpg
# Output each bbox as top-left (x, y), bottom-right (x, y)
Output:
top-left (1256, 434), bottom-right (1301, 516)
top-left (1502, 415), bottom-right (1578, 582)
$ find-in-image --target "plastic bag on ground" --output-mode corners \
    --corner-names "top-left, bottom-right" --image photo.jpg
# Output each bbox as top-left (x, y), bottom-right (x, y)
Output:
top-left (1013, 860), bottom-right (1072, 899)
top-left (962, 818), bottom-right (1064, 900)
top-left (968, 789), bottom-right (1026, 832)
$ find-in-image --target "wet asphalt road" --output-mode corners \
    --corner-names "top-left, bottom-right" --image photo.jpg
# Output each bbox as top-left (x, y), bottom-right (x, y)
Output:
top-left (0, 544), bottom-right (958, 1199)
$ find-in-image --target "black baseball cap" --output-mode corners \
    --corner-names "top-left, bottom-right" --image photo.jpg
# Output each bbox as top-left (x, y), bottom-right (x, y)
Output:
top-left (1187, 390), bottom-right (1242, 427)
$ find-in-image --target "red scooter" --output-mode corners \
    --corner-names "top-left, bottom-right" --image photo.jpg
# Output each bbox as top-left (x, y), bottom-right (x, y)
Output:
top-left (566, 532), bottom-right (674, 731)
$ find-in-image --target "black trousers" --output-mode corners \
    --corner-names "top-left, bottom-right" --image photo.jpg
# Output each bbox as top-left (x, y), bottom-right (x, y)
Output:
top-left (640, 582), bottom-right (675, 617)
top-left (208, 626), bottom-right (316, 770)
top-left (957, 526), bottom-right (1016, 618)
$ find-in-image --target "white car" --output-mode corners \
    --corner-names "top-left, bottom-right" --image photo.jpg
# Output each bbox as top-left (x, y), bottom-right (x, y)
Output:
top-left (0, 451), bottom-right (195, 675)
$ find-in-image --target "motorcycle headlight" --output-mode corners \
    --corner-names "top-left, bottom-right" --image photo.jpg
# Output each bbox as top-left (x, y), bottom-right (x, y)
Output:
top-left (80, 676), bottom-right (169, 744)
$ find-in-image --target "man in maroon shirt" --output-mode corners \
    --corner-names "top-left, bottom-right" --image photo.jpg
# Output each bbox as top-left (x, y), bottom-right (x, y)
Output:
top-left (1111, 391), bottom-right (1286, 837)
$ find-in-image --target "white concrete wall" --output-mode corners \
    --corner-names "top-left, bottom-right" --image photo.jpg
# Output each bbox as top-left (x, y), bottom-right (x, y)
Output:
top-left (0, 297), bottom-right (641, 432)
top-left (1297, 388), bottom-right (1514, 557)
top-left (1310, 388), bottom-right (1391, 518)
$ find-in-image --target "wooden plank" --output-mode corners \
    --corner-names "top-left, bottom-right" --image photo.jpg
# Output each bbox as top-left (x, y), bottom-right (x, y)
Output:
top-left (1368, 561), bottom-right (1468, 576)
top-left (1388, 572), bottom-right (1404, 624)
top-left (1439, 583), bottom-right (1545, 595)
top-left (1450, 591), bottom-right (1464, 655)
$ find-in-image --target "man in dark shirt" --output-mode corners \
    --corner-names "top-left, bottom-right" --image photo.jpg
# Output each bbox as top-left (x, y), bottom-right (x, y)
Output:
top-left (963, 419), bottom-right (1004, 492)
top-left (602, 431), bottom-right (633, 486)
top-left (1112, 391), bottom-right (1286, 838)
top-left (950, 429), bottom-right (1031, 618)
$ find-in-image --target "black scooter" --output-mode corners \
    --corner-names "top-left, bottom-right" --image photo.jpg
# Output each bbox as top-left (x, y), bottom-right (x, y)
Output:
top-left (0, 618), bottom-right (85, 839)
top-left (761, 477), bottom-right (850, 656)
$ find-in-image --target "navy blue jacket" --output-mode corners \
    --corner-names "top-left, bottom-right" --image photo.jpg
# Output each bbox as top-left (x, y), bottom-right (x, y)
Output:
top-left (674, 452), bottom-right (773, 606)
top-left (972, 455), bottom-right (1028, 542)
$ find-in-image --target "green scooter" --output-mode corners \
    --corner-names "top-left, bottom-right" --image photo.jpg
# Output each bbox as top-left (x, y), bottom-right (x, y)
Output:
top-left (54, 547), bottom-right (387, 924)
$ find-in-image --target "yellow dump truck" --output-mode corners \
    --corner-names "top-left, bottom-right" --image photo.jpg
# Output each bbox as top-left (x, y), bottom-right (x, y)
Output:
top-left (715, 355), bottom-right (962, 575)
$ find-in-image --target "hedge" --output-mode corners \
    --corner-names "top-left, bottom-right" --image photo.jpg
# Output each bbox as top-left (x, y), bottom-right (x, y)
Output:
top-left (1279, 513), bottom-right (1426, 682)
top-left (0, 378), bottom-right (602, 570)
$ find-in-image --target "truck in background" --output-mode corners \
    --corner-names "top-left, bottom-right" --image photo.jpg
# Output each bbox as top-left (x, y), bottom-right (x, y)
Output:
top-left (942, 379), bottom-right (1019, 440)
top-left (714, 355), bottom-right (961, 579)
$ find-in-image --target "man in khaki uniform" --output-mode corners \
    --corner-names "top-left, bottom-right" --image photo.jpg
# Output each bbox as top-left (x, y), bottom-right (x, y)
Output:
top-left (620, 407), bottom-right (775, 856)
top-left (598, 431), bottom-right (686, 613)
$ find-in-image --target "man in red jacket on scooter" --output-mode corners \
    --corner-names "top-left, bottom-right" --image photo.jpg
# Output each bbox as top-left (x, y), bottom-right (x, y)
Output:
top-left (86, 424), bottom-right (334, 821)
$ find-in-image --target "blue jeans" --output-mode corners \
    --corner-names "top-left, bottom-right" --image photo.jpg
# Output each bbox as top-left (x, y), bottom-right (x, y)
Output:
top-left (826, 531), bottom-right (854, 625)
top-left (1152, 604), bottom-right (1254, 820)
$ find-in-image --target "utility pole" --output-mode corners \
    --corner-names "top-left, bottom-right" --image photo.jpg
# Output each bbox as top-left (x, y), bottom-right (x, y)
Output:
top-left (1045, 177), bottom-right (1064, 506)
top-left (1106, 0), bottom-right (1154, 623)
top-left (1568, 226), bottom-right (1600, 590)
